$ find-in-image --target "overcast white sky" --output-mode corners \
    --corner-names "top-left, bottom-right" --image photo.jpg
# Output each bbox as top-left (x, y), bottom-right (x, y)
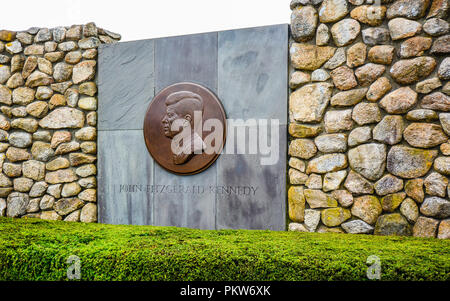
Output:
top-left (1, 0), bottom-right (290, 42)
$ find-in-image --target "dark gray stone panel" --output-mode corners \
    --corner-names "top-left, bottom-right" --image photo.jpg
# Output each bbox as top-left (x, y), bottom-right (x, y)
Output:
top-left (98, 39), bottom-right (155, 131)
top-left (153, 31), bottom-right (219, 230)
top-left (154, 32), bottom-right (218, 93)
top-left (215, 125), bottom-right (287, 230)
top-left (152, 164), bottom-right (217, 229)
top-left (218, 24), bottom-right (288, 121)
top-left (216, 24), bottom-right (288, 230)
top-left (98, 130), bottom-right (154, 225)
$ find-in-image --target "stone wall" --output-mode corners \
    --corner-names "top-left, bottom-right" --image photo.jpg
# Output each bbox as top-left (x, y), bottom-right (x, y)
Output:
top-left (288, 0), bottom-right (450, 238)
top-left (0, 23), bottom-right (120, 222)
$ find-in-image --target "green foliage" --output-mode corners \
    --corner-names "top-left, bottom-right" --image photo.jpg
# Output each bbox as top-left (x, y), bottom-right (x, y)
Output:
top-left (0, 217), bottom-right (448, 281)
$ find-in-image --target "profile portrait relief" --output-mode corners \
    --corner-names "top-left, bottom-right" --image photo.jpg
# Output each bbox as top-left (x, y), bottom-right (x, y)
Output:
top-left (161, 91), bottom-right (207, 165)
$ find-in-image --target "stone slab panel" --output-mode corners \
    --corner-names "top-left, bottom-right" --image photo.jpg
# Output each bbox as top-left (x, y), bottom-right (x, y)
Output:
top-left (98, 130), bottom-right (154, 225)
top-left (218, 24), bottom-right (288, 120)
top-left (98, 39), bottom-right (154, 131)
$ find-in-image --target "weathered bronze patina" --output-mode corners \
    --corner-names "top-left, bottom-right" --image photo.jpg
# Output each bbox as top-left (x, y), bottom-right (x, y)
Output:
top-left (143, 82), bottom-right (226, 175)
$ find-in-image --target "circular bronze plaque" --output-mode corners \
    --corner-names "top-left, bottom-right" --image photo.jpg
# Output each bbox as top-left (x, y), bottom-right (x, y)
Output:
top-left (143, 82), bottom-right (227, 175)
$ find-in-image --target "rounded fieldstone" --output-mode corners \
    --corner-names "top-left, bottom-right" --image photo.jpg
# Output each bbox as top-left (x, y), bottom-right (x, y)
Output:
top-left (290, 43), bottom-right (336, 71)
top-left (8, 132), bottom-right (32, 148)
top-left (78, 97), bottom-right (97, 110)
top-left (291, 6), bottom-right (318, 42)
top-left (289, 71), bottom-right (310, 89)
top-left (355, 63), bottom-right (385, 86)
top-left (64, 88), bottom-right (79, 108)
top-left (346, 43), bottom-right (366, 68)
top-left (289, 124), bottom-right (322, 138)
top-left (321, 207), bottom-right (351, 227)
top-left (36, 86), bottom-right (54, 100)
top-left (289, 83), bottom-right (333, 122)
top-left (62, 182), bottom-right (82, 197)
top-left (368, 45), bottom-right (395, 65)
top-left (381, 192), bottom-right (406, 212)
top-left (39, 107), bottom-right (85, 129)
top-left (54, 197), bottom-right (84, 216)
top-left (352, 102), bottom-right (381, 125)
top-left (5, 40), bottom-right (23, 54)
top-left (34, 28), bottom-right (52, 43)
top-left (72, 60), bottom-right (96, 84)
top-left (306, 153), bottom-right (347, 174)
top-left (314, 133), bottom-right (347, 153)
top-left (11, 118), bottom-right (38, 133)
top-left (78, 37), bottom-right (101, 49)
top-left (331, 19), bottom-right (361, 47)
top-left (341, 220), bottom-right (374, 234)
top-left (348, 143), bottom-right (387, 181)
top-left (405, 179), bottom-right (424, 203)
top-left (53, 62), bottom-right (73, 82)
top-left (373, 115), bottom-right (404, 145)
top-left (0, 66), bottom-right (11, 84)
top-left (78, 189), bottom-right (96, 202)
top-left (374, 174), bottom-right (404, 196)
top-left (80, 142), bottom-right (96, 154)
top-left (379, 87), bottom-right (418, 114)
top-left (29, 181), bottom-right (48, 198)
top-left (388, 18), bottom-right (422, 40)
top-left (31, 142), bottom-right (54, 162)
top-left (350, 5), bottom-right (386, 26)
top-left (318, 0), bottom-right (348, 23)
top-left (438, 57), bottom-right (450, 80)
top-left (304, 189), bottom-right (337, 208)
top-left (420, 92), bottom-right (450, 111)
top-left (424, 172), bottom-right (448, 197)
top-left (387, 146), bottom-right (438, 178)
top-left (75, 164), bottom-right (97, 178)
top-left (420, 197), bottom-right (450, 218)
top-left (311, 69), bottom-right (330, 81)
top-left (415, 78), bottom-right (442, 94)
top-left (69, 153), bottom-right (96, 166)
top-left (331, 88), bottom-right (368, 107)
top-left (58, 41), bottom-right (78, 52)
top-left (12, 87), bottom-right (34, 105)
top-left (386, 0), bottom-right (430, 20)
top-left (362, 27), bottom-right (390, 46)
top-left (6, 192), bottom-right (29, 217)
top-left (366, 77), bottom-right (391, 101)
top-left (46, 157), bottom-right (70, 171)
top-left (289, 139), bottom-right (317, 159)
top-left (399, 37), bottom-right (432, 58)
top-left (13, 177), bottom-right (34, 192)
top-left (423, 18), bottom-right (449, 36)
top-left (288, 186), bottom-right (305, 223)
top-left (351, 195), bottom-right (382, 225)
top-left (25, 71), bottom-right (54, 87)
top-left (430, 35), bottom-right (450, 55)
top-left (332, 190), bottom-right (353, 207)
top-left (348, 126), bottom-right (371, 147)
top-left (324, 109), bottom-right (353, 132)
top-left (434, 156), bottom-right (450, 175)
top-left (316, 23), bottom-right (330, 46)
top-left (323, 47), bottom-right (346, 69)
top-left (323, 170), bottom-right (347, 192)
top-left (400, 198), bottom-right (419, 223)
top-left (403, 123), bottom-right (448, 148)
top-left (374, 213), bottom-right (412, 236)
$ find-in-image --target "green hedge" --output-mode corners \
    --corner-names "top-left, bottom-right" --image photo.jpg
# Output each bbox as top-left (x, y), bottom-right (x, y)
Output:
top-left (0, 217), bottom-right (448, 281)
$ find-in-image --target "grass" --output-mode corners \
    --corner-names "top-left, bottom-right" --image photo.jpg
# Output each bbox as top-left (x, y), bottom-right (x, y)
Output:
top-left (0, 217), bottom-right (448, 281)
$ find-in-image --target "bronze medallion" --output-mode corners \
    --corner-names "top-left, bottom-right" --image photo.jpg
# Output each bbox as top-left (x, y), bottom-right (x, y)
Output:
top-left (143, 82), bottom-right (227, 175)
